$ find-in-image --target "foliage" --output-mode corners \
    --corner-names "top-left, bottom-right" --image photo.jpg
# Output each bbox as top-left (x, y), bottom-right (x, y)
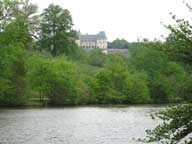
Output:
top-left (108, 38), bottom-right (129, 49)
top-left (93, 55), bottom-right (150, 104)
top-left (39, 4), bottom-right (76, 56)
top-left (0, 0), bottom-right (38, 49)
top-left (145, 104), bottom-right (192, 144)
top-left (163, 14), bottom-right (192, 65)
top-left (0, 0), bottom-right (34, 105)
top-left (0, 36), bottom-right (27, 106)
top-left (0, 44), bottom-right (27, 106)
top-left (68, 48), bottom-right (106, 67)
top-left (0, 0), bottom-right (191, 108)
top-left (129, 42), bottom-right (190, 103)
top-left (27, 55), bottom-right (79, 105)
top-left (145, 3), bottom-right (192, 144)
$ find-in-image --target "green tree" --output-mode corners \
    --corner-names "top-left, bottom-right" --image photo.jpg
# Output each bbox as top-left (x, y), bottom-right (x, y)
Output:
top-left (27, 55), bottom-right (81, 105)
top-left (39, 4), bottom-right (76, 56)
top-left (0, 21), bottom-right (27, 105)
top-left (0, 0), bottom-right (38, 49)
top-left (0, 0), bottom-right (38, 106)
top-left (108, 38), bottom-right (129, 49)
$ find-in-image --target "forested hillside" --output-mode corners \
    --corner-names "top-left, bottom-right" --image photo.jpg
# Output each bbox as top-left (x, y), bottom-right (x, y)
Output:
top-left (0, 0), bottom-right (191, 106)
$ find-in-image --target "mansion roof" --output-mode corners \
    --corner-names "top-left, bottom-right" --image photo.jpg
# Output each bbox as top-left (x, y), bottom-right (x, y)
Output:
top-left (80, 31), bottom-right (107, 42)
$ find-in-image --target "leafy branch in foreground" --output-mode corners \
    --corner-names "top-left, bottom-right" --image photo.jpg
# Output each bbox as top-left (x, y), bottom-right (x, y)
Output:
top-left (145, 104), bottom-right (192, 144)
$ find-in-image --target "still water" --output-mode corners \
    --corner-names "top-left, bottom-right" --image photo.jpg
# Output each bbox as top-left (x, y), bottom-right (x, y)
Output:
top-left (0, 106), bottom-right (164, 144)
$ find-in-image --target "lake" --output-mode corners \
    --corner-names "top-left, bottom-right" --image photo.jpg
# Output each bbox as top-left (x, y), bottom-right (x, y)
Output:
top-left (0, 106), bottom-right (164, 144)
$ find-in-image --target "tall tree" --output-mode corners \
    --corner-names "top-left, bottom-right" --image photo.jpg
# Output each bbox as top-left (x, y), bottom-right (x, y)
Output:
top-left (0, 0), bottom-right (38, 106)
top-left (39, 4), bottom-right (76, 56)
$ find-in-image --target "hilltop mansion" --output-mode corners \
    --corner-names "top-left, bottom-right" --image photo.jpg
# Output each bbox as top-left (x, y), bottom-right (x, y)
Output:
top-left (76, 31), bottom-right (108, 50)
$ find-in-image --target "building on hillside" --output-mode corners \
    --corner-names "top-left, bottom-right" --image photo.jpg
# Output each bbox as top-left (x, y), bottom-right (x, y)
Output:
top-left (76, 31), bottom-right (108, 51)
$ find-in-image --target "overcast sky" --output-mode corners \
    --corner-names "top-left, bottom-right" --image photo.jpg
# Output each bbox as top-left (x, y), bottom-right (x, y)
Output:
top-left (31, 0), bottom-right (191, 42)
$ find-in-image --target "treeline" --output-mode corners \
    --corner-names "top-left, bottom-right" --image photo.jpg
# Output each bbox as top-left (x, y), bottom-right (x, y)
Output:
top-left (108, 39), bottom-right (129, 49)
top-left (0, 0), bottom-right (191, 106)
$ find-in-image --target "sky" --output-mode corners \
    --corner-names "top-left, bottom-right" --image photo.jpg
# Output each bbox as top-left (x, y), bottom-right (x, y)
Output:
top-left (31, 0), bottom-right (192, 42)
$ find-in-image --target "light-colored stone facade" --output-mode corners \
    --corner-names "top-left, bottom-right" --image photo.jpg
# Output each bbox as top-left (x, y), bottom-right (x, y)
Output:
top-left (76, 31), bottom-right (108, 50)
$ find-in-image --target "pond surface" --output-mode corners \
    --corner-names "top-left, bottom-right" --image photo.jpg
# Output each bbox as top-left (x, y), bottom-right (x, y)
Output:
top-left (0, 106), bottom-right (164, 144)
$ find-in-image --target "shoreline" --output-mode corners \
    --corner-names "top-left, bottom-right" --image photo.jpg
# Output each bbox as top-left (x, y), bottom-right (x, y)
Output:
top-left (0, 103), bottom-right (185, 109)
